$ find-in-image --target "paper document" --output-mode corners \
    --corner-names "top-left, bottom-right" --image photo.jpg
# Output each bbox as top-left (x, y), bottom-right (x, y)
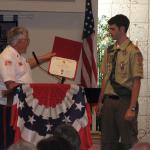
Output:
top-left (49, 56), bottom-right (77, 79)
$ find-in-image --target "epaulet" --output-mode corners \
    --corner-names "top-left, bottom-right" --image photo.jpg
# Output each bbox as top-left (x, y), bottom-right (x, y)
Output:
top-left (126, 41), bottom-right (139, 52)
top-left (130, 41), bottom-right (139, 51)
top-left (107, 44), bottom-right (114, 53)
top-left (134, 45), bottom-right (140, 51)
top-left (131, 44), bottom-right (140, 52)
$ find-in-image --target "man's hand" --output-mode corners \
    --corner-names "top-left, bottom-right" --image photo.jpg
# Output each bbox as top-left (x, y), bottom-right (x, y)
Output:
top-left (41, 51), bottom-right (56, 61)
top-left (1, 90), bottom-right (9, 97)
top-left (96, 102), bottom-right (103, 117)
top-left (1, 89), bottom-right (15, 106)
top-left (124, 108), bottom-right (136, 121)
top-left (28, 51), bottom-right (56, 68)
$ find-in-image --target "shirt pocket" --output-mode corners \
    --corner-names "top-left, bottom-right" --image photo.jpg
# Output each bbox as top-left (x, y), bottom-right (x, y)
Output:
top-left (16, 61), bottom-right (27, 77)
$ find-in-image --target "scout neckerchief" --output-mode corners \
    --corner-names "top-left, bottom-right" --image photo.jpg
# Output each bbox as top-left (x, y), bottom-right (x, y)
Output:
top-left (109, 40), bottom-right (132, 97)
top-left (110, 40), bottom-right (132, 82)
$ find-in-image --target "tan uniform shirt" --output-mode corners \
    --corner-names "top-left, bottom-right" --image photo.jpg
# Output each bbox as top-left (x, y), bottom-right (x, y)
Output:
top-left (101, 39), bottom-right (143, 95)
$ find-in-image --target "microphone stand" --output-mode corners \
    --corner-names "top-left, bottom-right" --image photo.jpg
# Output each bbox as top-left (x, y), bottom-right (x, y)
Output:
top-left (60, 77), bottom-right (66, 84)
top-left (32, 51), bottom-right (65, 84)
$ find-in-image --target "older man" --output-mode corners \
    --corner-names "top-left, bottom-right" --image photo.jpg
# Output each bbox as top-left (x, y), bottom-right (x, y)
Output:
top-left (0, 26), bottom-right (55, 149)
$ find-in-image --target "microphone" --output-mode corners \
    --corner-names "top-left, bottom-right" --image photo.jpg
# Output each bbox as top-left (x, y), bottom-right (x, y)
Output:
top-left (32, 51), bottom-right (40, 65)
top-left (32, 51), bottom-right (63, 83)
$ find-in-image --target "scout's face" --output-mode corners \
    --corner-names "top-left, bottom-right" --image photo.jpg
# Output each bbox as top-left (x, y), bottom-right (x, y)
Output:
top-left (108, 24), bottom-right (122, 41)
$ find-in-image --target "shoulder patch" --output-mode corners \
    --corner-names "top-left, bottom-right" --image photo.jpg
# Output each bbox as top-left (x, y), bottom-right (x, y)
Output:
top-left (135, 52), bottom-right (143, 64)
top-left (127, 44), bottom-right (140, 54)
top-left (134, 45), bottom-right (140, 51)
top-left (5, 60), bottom-right (12, 66)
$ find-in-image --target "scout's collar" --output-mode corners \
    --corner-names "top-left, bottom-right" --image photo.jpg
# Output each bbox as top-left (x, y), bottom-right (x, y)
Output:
top-left (113, 38), bottom-right (132, 51)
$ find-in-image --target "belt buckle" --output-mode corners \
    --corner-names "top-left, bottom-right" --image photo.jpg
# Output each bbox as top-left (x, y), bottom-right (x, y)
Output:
top-left (109, 95), bottom-right (120, 100)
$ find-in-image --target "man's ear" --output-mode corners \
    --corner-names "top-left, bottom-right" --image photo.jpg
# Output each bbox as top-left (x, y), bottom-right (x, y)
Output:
top-left (120, 26), bottom-right (125, 33)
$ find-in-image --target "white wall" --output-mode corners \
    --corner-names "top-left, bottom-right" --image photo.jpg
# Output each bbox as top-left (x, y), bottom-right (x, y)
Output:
top-left (21, 11), bottom-right (84, 84)
top-left (0, 0), bottom-right (98, 84)
top-left (0, 0), bottom-right (85, 12)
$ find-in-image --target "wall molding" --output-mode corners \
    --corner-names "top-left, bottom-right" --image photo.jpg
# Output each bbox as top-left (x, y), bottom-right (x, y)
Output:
top-left (0, 0), bottom-right (85, 12)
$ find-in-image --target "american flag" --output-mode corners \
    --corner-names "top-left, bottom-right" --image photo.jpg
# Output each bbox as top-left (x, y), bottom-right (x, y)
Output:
top-left (11, 84), bottom-right (92, 150)
top-left (81, 0), bottom-right (97, 88)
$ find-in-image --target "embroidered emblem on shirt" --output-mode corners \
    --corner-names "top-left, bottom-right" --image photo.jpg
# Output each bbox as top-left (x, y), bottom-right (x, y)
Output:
top-left (136, 52), bottom-right (143, 64)
top-left (18, 62), bottom-right (23, 66)
top-left (120, 61), bottom-right (125, 71)
top-left (5, 60), bottom-right (12, 66)
top-left (122, 50), bottom-right (127, 56)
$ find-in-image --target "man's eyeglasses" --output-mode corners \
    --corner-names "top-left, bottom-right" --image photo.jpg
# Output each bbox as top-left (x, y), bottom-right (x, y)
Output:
top-left (21, 38), bottom-right (30, 42)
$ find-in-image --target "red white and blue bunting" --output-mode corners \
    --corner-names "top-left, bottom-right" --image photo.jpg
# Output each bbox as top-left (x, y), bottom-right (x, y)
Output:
top-left (11, 84), bottom-right (91, 149)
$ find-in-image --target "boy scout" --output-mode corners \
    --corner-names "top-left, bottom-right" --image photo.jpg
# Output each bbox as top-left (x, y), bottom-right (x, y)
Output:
top-left (97, 14), bottom-right (143, 150)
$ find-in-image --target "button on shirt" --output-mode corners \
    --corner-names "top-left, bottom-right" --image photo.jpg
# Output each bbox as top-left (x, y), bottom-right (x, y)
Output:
top-left (0, 45), bottom-right (32, 84)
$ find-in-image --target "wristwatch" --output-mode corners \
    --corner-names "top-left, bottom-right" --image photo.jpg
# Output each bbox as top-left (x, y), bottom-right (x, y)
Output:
top-left (130, 106), bottom-right (136, 112)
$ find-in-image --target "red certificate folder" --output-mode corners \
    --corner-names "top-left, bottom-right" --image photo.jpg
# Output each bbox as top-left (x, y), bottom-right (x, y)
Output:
top-left (49, 36), bottom-right (82, 79)
top-left (51, 36), bottom-right (82, 61)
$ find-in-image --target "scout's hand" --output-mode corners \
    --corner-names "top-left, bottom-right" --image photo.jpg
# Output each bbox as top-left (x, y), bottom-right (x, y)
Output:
top-left (96, 102), bottom-right (103, 117)
top-left (124, 108), bottom-right (136, 121)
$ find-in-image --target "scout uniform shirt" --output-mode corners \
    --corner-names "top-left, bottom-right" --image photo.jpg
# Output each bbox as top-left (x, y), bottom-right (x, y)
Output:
top-left (101, 38), bottom-right (143, 96)
top-left (0, 45), bottom-right (33, 84)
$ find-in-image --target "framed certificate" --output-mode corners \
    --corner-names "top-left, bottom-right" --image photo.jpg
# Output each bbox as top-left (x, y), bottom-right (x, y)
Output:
top-left (49, 56), bottom-right (77, 79)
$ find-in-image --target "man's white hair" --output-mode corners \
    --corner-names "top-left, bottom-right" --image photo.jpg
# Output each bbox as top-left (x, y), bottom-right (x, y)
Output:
top-left (7, 26), bottom-right (28, 46)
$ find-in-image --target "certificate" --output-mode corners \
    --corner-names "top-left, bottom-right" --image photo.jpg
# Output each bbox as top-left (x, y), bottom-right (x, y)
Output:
top-left (49, 56), bottom-right (77, 79)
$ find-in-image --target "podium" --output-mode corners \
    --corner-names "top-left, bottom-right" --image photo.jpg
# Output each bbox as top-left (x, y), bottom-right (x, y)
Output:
top-left (11, 83), bottom-right (92, 150)
top-left (84, 88), bottom-right (101, 132)
top-left (84, 88), bottom-right (100, 104)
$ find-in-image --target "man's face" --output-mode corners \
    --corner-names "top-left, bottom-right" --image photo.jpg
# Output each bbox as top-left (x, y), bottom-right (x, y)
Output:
top-left (19, 36), bottom-right (30, 54)
top-left (108, 24), bottom-right (121, 41)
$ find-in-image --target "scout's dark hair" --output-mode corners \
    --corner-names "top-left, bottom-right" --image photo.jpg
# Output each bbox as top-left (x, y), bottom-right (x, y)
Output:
top-left (108, 14), bottom-right (130, 33)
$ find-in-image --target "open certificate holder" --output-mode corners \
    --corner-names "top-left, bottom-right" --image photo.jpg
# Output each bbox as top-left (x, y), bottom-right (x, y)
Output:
top-left (49, 36), bottom-right (82, 79)
top-left (49, 57), bottom-right (77, 79)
